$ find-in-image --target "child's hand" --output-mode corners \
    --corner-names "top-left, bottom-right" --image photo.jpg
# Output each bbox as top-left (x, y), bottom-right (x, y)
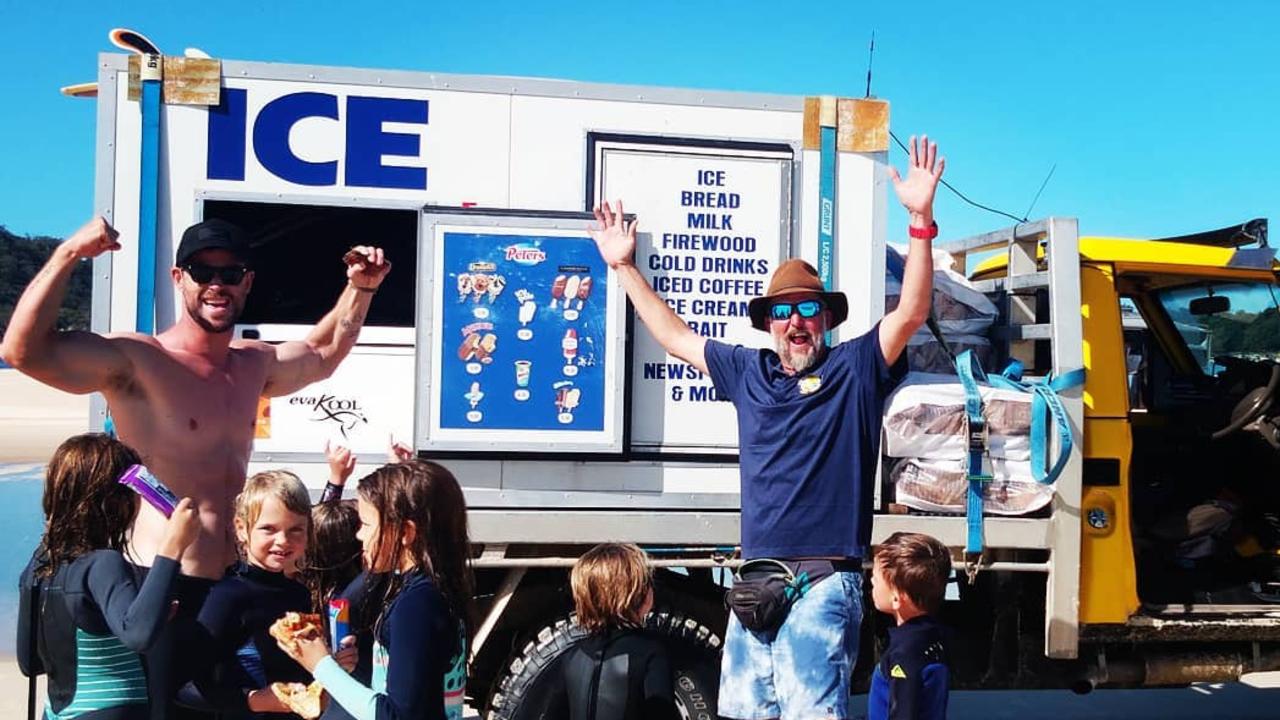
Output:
top-left (334, 634), bottom-right (358, 672)
top-left (387, 435), bottom-right (414, 464)
top-left (325, 440), bottom-right (357, 486)
top-left (246, 688), bottom-right (290, 713)
top-left (158, 498), bottom-right (200, 560)
top-left (278, 626), bottom-right (332, 674)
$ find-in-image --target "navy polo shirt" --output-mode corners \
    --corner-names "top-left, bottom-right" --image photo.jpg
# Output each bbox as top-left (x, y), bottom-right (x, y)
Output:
top-left (704, 323), bottom-right (906, 559)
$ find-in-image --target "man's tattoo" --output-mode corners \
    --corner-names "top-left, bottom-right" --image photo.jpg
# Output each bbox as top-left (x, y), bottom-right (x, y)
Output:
top-left (338, 311), bottom-right (366, 334)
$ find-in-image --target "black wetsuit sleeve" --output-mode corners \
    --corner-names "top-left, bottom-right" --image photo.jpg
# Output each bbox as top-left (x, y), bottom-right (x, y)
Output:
top-left (319, 482), bottom-right (346, 504)
top-left (191, 579), bottom-right (254, 712)
top-left (641, 650), bottom-right (679, 720)
top-left (888, 665), bottom-right (922, 719)
top-left (16, 556), bottom-right (42, 677)
top-left (84, 552), bottom-right (180, 653)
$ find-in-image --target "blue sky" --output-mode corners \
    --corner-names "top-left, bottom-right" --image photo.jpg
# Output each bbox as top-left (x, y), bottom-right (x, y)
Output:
top-left (1, 0), bottom-right (1277, 243)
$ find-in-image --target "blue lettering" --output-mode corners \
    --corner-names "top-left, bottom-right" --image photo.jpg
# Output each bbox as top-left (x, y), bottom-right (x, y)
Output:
top-left (688, 385), bottom-right (724, 402)
top-left (687, 320), bottom-right (728, 338)
top-left (345, 96), bottom-right (429, 190)
top-left (252, 92), bottom-right (339, 186)
top-left (687, 213), bottom-right (733, 230)
top-left (680, 191), bottom-right (740, 208)
top-left (697, 169), bottom-right (725, 186)
top-left (642, 362), bottom-right (704, 381)
top-left (207, 87), bottom-right (247, 181)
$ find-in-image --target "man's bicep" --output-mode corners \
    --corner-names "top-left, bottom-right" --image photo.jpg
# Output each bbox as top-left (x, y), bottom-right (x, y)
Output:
top-left (33, 332), bottom-right (135, 394)
top-left (262, 340), bottom-right (324, 397)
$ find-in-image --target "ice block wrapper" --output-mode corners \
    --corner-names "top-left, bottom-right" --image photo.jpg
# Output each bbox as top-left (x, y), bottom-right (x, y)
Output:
top-left (329, 598), bottom-right (350, 649)
top-left (118, 464), bottom-right (179, 517)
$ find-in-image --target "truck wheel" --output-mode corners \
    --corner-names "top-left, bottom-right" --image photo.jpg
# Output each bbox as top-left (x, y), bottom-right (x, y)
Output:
top-left (485, 609), bottom-right (723, 720)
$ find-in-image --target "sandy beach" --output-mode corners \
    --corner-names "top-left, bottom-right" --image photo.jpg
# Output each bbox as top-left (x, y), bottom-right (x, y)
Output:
top-left (0, 369), bottom-right (91, 462)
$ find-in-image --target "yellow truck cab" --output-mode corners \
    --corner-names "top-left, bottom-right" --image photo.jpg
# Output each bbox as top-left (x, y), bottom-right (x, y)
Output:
top-left (951, 218), bottom-right (1280, 689)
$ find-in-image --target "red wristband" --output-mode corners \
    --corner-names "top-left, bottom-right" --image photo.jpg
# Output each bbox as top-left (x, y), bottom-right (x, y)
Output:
top-left (908, 221), bottom-right (938, 240)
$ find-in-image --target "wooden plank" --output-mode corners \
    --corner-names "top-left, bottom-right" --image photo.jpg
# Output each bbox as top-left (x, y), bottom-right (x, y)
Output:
top-left (127, 54), bottom-right (140, 101)
top-left (837, 98), bottom-right (856, 151)
top-left (819, 95), bottom-right (837, 126)
top-left (803, 96), bottom-right (822, 150)
top-left (163, 57), bottom-right (221, 106)
top-left (128, 56), bottom-right (223, 105)
top-left (837, 97), bottom-right (890, 153)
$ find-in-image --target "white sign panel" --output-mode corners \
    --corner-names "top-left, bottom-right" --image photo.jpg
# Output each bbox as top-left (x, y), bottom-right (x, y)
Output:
top-left (253, 346), bottom-right (415, 457)
top-left (595, 140), bottom-right (793, 452)
top-left (198, 78), bottom-right (512, 206)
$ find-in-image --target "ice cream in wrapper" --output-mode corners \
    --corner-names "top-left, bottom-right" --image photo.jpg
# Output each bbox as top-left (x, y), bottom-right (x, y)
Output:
top-left (329, 598), bottom-right (350, 649)
top-left (118, 464), bottom-right (179, 517)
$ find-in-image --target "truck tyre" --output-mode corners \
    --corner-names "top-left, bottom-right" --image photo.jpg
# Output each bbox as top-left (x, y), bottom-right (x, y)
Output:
top-left (485, 609), bottom-right (723, 720)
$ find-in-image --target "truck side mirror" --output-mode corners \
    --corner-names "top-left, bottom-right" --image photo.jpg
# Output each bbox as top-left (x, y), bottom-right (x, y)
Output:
top-left (1189, 295), bottom-right (1230, 315)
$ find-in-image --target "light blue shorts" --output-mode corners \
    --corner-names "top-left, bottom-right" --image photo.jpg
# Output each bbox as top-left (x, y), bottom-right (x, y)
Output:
top-left (718, 571), bottom-right (863, 719)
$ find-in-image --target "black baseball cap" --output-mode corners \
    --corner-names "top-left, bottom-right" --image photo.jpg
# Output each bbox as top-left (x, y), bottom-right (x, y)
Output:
top-left (175, 219), bottom-right (252, 267)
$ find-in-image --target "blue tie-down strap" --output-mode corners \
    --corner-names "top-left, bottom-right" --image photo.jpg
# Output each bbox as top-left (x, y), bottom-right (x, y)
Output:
top-left (954, 350), bottom-right (1085, 555)
top-left (955, 351), bottom-right (992, 555)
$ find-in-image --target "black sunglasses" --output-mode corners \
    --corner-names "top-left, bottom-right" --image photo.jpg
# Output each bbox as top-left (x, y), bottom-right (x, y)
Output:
top-left (769, 299), bottom-right (825, 321)
top-left (183, 263), bottom-right (248, 286)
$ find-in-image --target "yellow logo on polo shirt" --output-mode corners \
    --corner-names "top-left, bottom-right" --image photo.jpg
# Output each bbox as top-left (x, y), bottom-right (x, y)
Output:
top-left (890, 664), bottom-right (907, 679)
top-left (798, 375), bottom-right (822, 395)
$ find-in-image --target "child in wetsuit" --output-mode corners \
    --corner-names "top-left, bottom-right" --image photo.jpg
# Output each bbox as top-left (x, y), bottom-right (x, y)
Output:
top-left (279, 460), bottom-right (474, 720)
top-left (307, 442), bottom-right (374, 720)
top-left (193, 470), bottom-right (354, 716)
top-left (868, 532), bottom-right (953, 720)
top-left (310, 442), bottom-right (365, 618)
top-left (18, 433), bottom-right (200, 720)
top-left (544, 542), bottom-right (678, 720)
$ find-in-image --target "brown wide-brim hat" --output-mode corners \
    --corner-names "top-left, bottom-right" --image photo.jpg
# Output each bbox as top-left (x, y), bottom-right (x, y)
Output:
top-left (747, 258), bottom-right (849, 331)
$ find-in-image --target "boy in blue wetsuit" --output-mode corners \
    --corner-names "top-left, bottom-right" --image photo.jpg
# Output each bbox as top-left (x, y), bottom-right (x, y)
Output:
top-left (868, 532), bottom-right (952, 720)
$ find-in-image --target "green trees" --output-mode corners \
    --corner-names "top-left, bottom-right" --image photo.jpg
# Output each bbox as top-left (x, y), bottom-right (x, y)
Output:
top-left (0, 227), bottom-right (90, 336)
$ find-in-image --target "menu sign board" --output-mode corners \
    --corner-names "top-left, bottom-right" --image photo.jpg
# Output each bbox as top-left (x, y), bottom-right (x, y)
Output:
top-left (419, 213), bottom-right (625, 453)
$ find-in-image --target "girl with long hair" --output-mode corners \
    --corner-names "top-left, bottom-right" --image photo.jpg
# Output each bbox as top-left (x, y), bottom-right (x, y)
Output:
top-left (18, 433), bottom-right (199, 719)
top-left (279, 460), bottom-right (475, 720)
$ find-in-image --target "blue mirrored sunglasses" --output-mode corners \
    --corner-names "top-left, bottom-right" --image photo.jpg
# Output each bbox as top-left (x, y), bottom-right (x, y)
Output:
top-left (769, 299), bottom-right (824, 321)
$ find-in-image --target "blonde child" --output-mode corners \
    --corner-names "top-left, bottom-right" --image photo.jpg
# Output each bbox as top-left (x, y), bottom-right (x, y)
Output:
top-left (193, 470), bottom-right (353, 715)
top-left (544, 542), bottom-right (678, 720)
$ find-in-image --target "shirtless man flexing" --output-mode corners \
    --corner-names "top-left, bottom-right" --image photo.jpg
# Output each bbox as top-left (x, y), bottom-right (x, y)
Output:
top-left (1, 217), bottom-right (388, 715)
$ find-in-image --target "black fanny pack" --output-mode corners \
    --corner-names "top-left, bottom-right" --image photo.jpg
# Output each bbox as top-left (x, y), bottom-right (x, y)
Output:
top-left (725, 558), bottom-right (856, 632)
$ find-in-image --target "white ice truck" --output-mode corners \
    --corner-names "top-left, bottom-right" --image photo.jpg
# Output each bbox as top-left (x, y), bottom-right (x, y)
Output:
top-left (86, 53), bottom-right (1089, 716)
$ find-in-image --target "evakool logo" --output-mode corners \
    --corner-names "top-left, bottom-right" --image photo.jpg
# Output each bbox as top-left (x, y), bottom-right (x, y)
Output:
top-left (289, 394), bottom-right (368, 439)
top-left (504, 243), bottom-right (546, 266)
